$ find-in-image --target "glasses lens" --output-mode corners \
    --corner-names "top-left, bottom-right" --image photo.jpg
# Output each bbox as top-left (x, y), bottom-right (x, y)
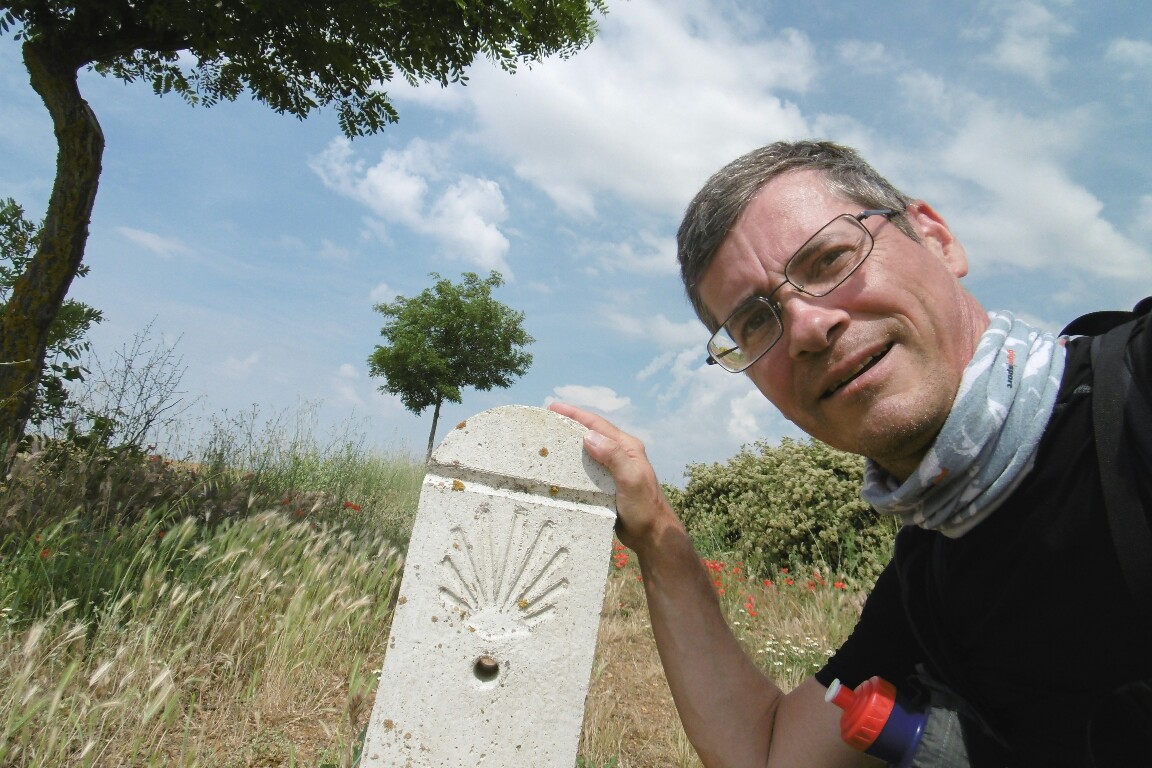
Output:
top-left (708, 297), bottom-right (782, 372)
top-left (785, 215), bottom-right (871, 296)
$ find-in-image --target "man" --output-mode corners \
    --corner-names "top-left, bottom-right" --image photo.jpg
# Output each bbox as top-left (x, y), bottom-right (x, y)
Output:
top-left (550, 140), bottom-right (1151, 767)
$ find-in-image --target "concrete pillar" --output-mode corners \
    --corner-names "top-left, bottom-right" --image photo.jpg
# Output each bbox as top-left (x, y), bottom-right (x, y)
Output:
top-left (360, 405), bottom-right (617, 767)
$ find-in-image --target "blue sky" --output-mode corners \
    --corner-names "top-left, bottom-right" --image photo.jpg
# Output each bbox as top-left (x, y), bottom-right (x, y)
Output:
top-left (3, 0), bottom-right (1151, 484)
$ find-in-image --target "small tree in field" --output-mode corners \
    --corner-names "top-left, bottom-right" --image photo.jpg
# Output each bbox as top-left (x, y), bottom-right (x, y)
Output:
top-left (368, 271), bottom-right (533, 459)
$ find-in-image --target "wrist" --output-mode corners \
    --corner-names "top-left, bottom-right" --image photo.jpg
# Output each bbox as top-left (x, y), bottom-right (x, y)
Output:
top-left (629, 507), bottom-right (694, 565)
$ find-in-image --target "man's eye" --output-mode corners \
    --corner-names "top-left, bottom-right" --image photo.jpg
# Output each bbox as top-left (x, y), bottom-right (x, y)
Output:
top-left (798, 246), bottom-right (855, 284)
top-left (733, 307), bottom-right (775, 345)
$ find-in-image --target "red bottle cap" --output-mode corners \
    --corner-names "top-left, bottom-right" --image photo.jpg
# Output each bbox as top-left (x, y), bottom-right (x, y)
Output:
top-left (825, 677), bottom-right (898, 751)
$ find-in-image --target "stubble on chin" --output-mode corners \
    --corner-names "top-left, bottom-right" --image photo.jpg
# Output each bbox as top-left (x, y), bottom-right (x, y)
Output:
top-left (849, 403), bottom-right (947, 481)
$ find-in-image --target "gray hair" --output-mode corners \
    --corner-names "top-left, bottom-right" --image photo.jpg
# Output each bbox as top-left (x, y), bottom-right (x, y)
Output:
top-left (677, 140), bottom-right (918, 330)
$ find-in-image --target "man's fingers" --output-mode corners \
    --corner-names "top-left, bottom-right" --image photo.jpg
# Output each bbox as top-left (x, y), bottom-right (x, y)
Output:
top-left (549, 401), bottom-right (624, 442)
top-left (549, 402), bottom-right (651, 485)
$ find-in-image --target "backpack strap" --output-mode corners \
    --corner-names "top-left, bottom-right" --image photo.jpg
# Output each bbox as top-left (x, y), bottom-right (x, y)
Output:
top-left (1087, 307), bottom-right (1152, 626)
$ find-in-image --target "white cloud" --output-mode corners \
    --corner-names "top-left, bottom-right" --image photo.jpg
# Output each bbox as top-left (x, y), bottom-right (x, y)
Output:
top-left (979, 0), bottom-right (1072, 87)
top-left (925, 103), bottom-right (1152, 281)
top-left (318, 239), bottom-right (351, 262)
top-left (1106, 37), bottom-right (1152, 77)
top-left (548, 384), bottom-right (631, 412)
top-left (594, 231), bottom-right (678, 276)
top-left (390, 0), bottom-right (815, 219)
top-left (726, 387), bottom-right (782, 446)
top-left (631, 347), bottom-right (802, 481)
top-left (220, 352), bottom-right (260, 380)
top-left (426, 176), bottom-right (511, 274)
top-left (837, 40), bottom-right (890, 72)
top-left (878, 73), bottom-right (1152, 283)
top-left (1132, 195), bottom-right (1152, 240)
top-left (603, 309), bottom-right (703, 350)
top-left (331, 363), bottom-right (364, 407)
top-left (310, 138), bottom-right (512, 276)
top-left (369, 282), bottom-right (397, 304)
top-left (116, 227), bottom-right (194, 259)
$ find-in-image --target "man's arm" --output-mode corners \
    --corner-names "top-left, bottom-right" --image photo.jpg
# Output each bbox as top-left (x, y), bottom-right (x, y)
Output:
top-left (550, 402), bottom-right (877, 768)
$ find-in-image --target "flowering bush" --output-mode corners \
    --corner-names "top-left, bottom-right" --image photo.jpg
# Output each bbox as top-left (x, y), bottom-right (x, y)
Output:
top-left (670, 437), bottom-right (898, 588)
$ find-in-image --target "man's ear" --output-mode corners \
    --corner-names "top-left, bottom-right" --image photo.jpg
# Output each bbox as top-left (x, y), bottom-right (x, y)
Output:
top-left (906, 201), bottom-right (969, 278)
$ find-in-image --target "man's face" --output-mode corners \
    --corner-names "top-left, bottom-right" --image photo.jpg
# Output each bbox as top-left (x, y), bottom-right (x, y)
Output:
top-left (698, 170), bottom-right (988, 478)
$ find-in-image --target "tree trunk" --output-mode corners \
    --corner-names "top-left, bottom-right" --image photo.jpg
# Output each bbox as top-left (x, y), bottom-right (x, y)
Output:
top-left (425, 398), bottom-right (443, 462)
top-left (0, 41), bottom-right (104, 464)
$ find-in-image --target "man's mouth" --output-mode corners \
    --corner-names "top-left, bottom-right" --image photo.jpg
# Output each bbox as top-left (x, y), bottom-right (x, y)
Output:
top-left (822, 345), bottom-right (892, 398)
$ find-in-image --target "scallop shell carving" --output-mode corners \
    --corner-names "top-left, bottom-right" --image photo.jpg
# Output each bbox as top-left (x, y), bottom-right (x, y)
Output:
top-left (439, 502), bottom-right (569, 640)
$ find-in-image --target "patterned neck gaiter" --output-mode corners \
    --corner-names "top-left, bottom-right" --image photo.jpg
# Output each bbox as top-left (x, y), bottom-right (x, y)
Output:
top-left (861, 311), bottom-right (1067, 538)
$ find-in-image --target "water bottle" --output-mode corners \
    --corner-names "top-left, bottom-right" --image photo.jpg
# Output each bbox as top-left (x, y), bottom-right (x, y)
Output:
top-left (825, 676), bottom-right (928, 767)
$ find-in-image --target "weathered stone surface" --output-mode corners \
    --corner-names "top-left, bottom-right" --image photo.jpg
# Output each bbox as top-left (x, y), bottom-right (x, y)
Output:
top-left (360, 405), bottom-right (616, 767)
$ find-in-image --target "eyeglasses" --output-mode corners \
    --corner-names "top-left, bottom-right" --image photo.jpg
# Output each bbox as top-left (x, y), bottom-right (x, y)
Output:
top-left (706, 209), bottom-right (896, 373)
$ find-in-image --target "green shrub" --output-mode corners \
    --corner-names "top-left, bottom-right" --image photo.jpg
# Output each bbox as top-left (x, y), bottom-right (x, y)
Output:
top-left (672, 438), bottom-right (898, 587)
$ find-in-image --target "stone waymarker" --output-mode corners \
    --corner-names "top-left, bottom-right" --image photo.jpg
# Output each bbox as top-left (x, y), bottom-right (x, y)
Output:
top-left (360, 405), bottom-right (617, 767)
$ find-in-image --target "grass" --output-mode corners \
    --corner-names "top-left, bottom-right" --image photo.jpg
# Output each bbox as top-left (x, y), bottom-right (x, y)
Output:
top-left (0, 415), bottom-right (866, 767)
top-left (1, 509), bottom-right (405, 767)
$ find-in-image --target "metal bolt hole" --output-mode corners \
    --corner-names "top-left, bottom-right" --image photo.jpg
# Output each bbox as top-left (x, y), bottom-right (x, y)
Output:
top-left (474, 655), bottom-right (500, 682)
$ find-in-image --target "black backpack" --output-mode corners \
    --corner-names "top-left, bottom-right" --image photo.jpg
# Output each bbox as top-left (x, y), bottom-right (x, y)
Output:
top-left (1061, 297), bottom-right (1152, 626)
top-left (1061, 298), bottom-right (1152, 768)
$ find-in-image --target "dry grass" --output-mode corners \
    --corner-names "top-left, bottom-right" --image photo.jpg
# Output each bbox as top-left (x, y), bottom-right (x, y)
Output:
top-left (1, 512), bottom-right (402, 767)
top-left (1, 432), bottom-right (865, 767)
top-left (1, 528), bottom-right (863, 768)
top-left (580, 569), bottom-right (697, 768)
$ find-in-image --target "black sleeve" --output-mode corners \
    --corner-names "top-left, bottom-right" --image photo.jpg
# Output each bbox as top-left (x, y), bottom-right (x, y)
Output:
top-left (814, 556), bottom-right (922, 690)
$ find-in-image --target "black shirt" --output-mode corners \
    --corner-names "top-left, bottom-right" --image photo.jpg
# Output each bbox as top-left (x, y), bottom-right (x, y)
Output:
top-left (815, 311), bottom-right (1152, 767)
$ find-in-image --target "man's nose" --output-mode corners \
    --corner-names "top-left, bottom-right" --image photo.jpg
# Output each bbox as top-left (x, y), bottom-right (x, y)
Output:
top-left (781, 291), bottom-right (847, 357)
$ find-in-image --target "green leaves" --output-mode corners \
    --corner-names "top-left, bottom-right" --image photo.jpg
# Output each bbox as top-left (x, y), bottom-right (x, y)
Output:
top-left (673, 438), bottom-right (899, 587)
top-left (0, 198), bottom-right (103, 431)
top-left (9, 0), bottom-right (606, 139)
top-left (368, 270), bottom-right (534, 416)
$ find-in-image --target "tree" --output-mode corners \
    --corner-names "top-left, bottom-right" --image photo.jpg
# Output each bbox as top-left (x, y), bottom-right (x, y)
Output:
top-left (0, 0), bottom-right (606, 460)
top-left (369, 271), bottom-right (534, 459)
top-left (0, 198), bottom-right (102, 445)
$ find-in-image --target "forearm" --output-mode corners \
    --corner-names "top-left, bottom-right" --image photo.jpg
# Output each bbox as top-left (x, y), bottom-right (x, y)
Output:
top-left (635, 518), bottom-right (781, 767)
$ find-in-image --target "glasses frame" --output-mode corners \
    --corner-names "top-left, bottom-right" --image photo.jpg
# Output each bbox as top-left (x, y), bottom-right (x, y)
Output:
top-left (706, 208), bottom-right (897, 373)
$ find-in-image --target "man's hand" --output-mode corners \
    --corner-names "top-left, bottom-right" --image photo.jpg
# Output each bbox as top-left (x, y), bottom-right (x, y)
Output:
top-left (548, 401), bottom-right (679, 554)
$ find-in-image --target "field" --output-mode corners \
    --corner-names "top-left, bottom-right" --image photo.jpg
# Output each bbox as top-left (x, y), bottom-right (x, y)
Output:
top-left (0, 437), bottom-right (865, 767)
